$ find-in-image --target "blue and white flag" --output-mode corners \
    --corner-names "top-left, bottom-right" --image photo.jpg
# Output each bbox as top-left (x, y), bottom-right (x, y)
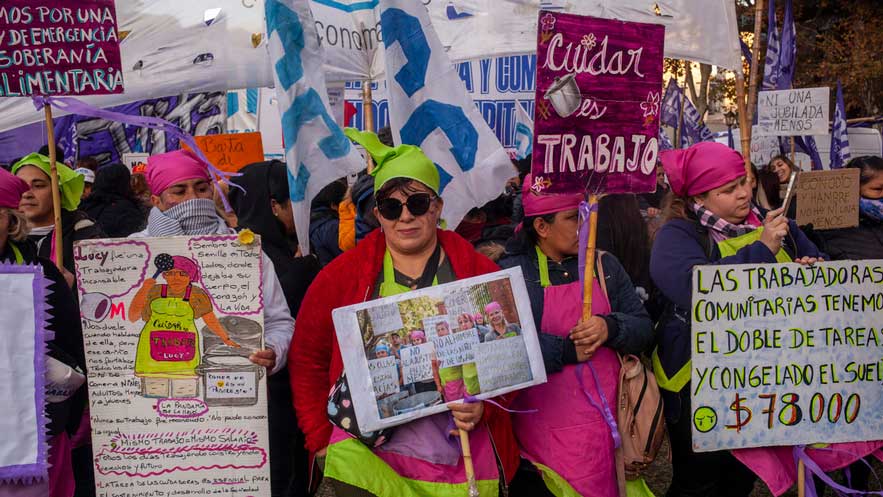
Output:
top-left (379, 0), bottom-right (514, 230)
top-left (830, 80), bottom-right (851, 169)
top-left (513, 100), bottom-right (533, 161)
top-left (761, 0), bottom-right (780, 91)
top-left (661, 80), bottom-right (714, 146)
top-left (776, 0), bottom-right (797, 91)
top-left (265, 0), bottom-right (366, 255)
top-left (659, 127), bottom-right (674, 151)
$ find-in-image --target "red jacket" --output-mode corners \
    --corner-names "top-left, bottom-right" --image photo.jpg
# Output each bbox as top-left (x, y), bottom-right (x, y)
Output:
top-left (289, 228), bottom-right (520, 482)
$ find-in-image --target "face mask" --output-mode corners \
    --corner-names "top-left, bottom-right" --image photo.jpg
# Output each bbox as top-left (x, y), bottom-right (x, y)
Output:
top-left (147, 198), bottom-right (228, 237)
top-left (859, 197), bottom-right (883, 222)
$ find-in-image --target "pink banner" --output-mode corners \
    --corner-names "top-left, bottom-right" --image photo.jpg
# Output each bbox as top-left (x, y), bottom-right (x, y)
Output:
top-left (530, 12), bottom-right (664, 195)
top-left (0, 1), bottom-right (123, 97)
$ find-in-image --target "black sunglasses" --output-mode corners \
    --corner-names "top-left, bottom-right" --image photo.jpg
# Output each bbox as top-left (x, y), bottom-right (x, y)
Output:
top-left (377, 193), bottom-right (435, 221)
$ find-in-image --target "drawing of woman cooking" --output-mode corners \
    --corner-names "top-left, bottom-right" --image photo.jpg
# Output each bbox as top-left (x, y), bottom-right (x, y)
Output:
top-left (129, 253), bottom-right (239, 398)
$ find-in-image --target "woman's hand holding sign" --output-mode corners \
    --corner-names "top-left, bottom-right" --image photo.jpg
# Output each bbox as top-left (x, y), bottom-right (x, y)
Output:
top-left (761, 207), bottom-right (789, 254)
top-left (570, 316), bottom-right (609, 360)
top-left (448, 401), bottom-right (484, 433)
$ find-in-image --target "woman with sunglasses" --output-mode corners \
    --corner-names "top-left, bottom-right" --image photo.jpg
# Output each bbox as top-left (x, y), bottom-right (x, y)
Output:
top-left (497, 174), bottom-right (654, 497)
top-left (290, 130), bottom-right (520, 497)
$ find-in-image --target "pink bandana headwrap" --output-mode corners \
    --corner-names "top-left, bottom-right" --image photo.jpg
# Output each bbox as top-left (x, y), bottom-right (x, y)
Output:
top-left (522, 173), bottom-right (584, 217)
top-left (660, 142), bottom-right (746, 197)
top-left (170, 256), bottom-right (201, 283)
top-left (409, 330), bottom-right (426, 342)
top-left (485, 302), bottom-right (502, 314)
top-left (146, 149), bottom-right (212, 196)
top-left (0, 167), bottom-right (29, 209)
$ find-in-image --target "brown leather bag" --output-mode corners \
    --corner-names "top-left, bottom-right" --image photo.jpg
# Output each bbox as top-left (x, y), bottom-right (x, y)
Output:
top-left (595, 253), bottom-right (666, 485)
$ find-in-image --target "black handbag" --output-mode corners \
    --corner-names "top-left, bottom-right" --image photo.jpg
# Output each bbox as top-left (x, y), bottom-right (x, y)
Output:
top-left (327, 373), bottom-right (393, 447)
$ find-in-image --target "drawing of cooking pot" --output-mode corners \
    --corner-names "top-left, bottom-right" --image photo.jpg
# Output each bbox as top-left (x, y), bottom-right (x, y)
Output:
top-left (544, 73), bottom-right (582, 118)
top-left (393, 390), bottom-right (442, 416)
top-left (197, 354), bottom-right (264, 407)
top-left (80, 292), bottom-right (112, 322)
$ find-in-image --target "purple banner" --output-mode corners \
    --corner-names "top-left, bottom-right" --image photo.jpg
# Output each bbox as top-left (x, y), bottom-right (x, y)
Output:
top-left (0, 1), bottom-right (123, 97)
top-left (531, 12), bottom-right (664, 195)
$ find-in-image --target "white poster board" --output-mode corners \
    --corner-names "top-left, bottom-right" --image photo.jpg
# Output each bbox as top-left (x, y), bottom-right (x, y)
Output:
top-left (74, 235), bottom-right (271, 496)
top-left (755, 87), bottom-right (830, 137)
top-left (691, 260), bottom-right (883, 452)
top-left (332, 267), bottom-right (546, 432)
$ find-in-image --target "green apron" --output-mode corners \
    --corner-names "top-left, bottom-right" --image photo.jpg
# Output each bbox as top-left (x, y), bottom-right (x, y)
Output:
top-left (135, 285), bottom-right (200, 378)
top-left (653, 228), bottom-right (791, 392)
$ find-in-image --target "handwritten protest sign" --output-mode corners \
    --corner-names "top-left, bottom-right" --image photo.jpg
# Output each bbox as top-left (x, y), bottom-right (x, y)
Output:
top-left (691, 260), bottom-right (883, 452)
top-left (400, 343), bottom-right (435, 385)
top-left (531, 12), bottom-right (664, 195)
top-left (120, 153), bottom-right (148, 172)
top-left (368, 302), bottom-right (404, 335)
top-left (74, 235), bottom-right (271, 496)
top-left (796, 169), bottom-right (860, 230)
top-left (0, 265), bottom-right (49, 483)
top-left (0, 1), bottom-right (123, 97)
top-left (755, 87), bottom-right (830, 137)
top-left (423, 315), bottom-right (453, 341)
top-left (444, 290), bottom-right (476, 319)
top-left (333, 268), bottom-right (546, 431)
top-left (750, 126), bottom-right (781, 167)
top-left (192, 132), bottom-right (265, 173)
top-left (369, 356), bottom-right (400, 397)
top-left (433, 330), bottom-right (481, 369)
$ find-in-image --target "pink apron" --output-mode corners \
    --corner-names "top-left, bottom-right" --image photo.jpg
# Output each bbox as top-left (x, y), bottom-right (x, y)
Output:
top-left (512, 256), bottom-right (620, 497)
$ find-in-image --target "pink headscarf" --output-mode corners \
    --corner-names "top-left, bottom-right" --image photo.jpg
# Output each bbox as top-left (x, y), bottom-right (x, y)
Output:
top-left (0, 167), bottom-right (29, 209)
top-left (146, 149), bottom-right (211, 196)
top-left (409, 330), bottom-right (426, 342)
top-left (170, 256), bottom-right (201, 283)
top-left (485, 302), bottom-right (502, 314)
top-left (521, 173), bottom-right (584, 217)
top-left (660, 142), bottom-right (746, 197)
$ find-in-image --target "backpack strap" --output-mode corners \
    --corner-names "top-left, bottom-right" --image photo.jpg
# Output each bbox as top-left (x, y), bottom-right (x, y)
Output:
top-left (595, 250), bottom-right (609, 304)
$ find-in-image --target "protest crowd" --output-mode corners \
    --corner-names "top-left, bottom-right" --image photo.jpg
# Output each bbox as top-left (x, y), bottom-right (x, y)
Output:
top-left (1, 2), bottom-right (883, 497)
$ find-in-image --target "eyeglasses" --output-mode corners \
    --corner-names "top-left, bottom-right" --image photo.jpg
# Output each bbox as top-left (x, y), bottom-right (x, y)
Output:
top-left (377, 193), bottom-right (435, 221)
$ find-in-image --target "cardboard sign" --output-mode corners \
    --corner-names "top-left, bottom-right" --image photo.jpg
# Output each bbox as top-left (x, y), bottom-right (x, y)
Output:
top-left (0, 1), bottom-right (124, 97)
top-left (531, 12), bottom-right (664, 195)
top-left (332, 268), bottom-right (546, 432)
top-left (74, 235), bottom-right (271, 496)
top-left (192, 132), bottom-right (264, 173)
top-left (796, 169), bottom-right (861, 230)
top-left (690, 260), bottom-right (883, 452)
top-left (756, 87), bottom-right (830, 137)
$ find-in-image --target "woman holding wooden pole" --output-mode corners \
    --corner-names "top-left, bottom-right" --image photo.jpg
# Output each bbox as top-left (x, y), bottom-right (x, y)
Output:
top-left (497, 176), bottom-right (653, 497)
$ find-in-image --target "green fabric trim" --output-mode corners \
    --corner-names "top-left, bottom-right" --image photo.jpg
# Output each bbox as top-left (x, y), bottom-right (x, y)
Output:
top-left (536, 245), bottom-right (551, 288)
top-left (12, 153), bottom-right (84, 211)
top-left (626, 477), bottom-right (657, 497)
top-left (716, 227), bottom-right (791, 263)
top-left (325, 438), bottom-right (499, 497)
top-left (652, 347), bottom-right (691, 393)
top-left (10, 242), bottom-right (23, 265)
top-left (533, 462), bottom-right (582, 497)
top-left (344, 128), bottom-right (440, 194)
top-left (379, 249), bottom-right (437, 297)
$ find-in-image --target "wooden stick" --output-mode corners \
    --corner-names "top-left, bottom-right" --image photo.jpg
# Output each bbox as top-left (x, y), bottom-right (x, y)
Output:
top-left (43, 104), bottom-right (64, 271)
top-left (735, 72), bottom-right (752, 173)
top-left (363, 81), bottom-right (375, 173)
top-left (581, 194), bottom-right (600, 322)
top-left (797, 459), bottom-right (805, 497)
top-left (746, 0), bottom-right (765, 128)
top-left (675, 61), bottom-right (687, 148)
top-left (791, 136), bottom-right (796, 164)
top-left (459, 429), bottom-right (480, 497)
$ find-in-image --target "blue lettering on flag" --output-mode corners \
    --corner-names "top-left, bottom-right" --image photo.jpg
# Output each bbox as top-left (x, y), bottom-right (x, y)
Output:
top-left (401, 100), bottom-right (478, 176)
top-left (288, 163), bottom-right (311, 202)
top-left (380, 8), bottom-right (430, 97)
top-left (312, 0), bottom-right (378, 12)
top-left (266, 0), bottom-right (351, 160)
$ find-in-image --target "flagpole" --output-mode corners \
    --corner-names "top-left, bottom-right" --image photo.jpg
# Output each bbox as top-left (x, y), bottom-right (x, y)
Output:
top-left (363, 80), bottom-right (375, 173)
top-left (43, 104), bottom-right (65, 271)
top-left (746, 0), bottom-right (765, 127)
top-left (735, 74), bottom-right (752, 172)
top-left (676, 61), bottom-right (687, 148)
top-left (581, 194), bottom-right (599, 321)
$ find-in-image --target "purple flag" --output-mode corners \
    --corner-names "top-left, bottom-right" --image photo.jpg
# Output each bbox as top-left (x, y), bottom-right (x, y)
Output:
top-left (659, 127), bottom-right (674, 151)
top-left (776, 0), bottom-right (797, 91)
top-left (830, 80), bottom-right (851, 169)
top-left (762, 0), bottom-right (781, 91)
top-left (531, 12), bottom-right (664, 195)
top-left (660, 79), bottom-right (714, 146)
top-left (795, 135), bottom-right (823, 171)
top-left (741, 39), bottom-right (753, 68)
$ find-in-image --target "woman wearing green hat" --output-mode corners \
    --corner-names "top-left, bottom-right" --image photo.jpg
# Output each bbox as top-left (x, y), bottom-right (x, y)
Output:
top-left (290, 130), bottom-right (521, 497)
top-left (13, 153), bottom-right (105, 277)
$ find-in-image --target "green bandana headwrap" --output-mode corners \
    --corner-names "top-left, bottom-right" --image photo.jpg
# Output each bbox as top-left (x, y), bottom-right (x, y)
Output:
top-left (12, 153), bottom-right (85, 211)
top-left (344, 128), bottom-right (440, 194)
